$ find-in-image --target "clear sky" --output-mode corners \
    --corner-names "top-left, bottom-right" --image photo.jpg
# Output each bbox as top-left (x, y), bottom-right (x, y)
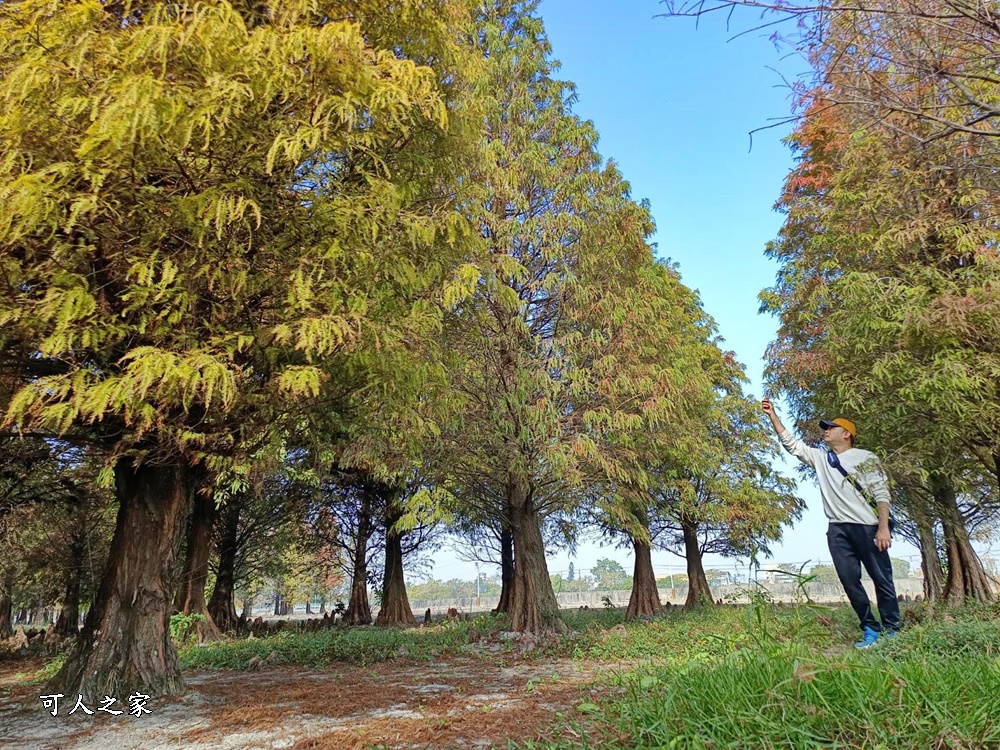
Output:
top-left (425, 0), bottom-right (929, 583)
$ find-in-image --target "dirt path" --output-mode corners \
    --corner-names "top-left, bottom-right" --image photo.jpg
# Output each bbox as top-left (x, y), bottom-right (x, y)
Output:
top-left (0, 655), bottom-right (612, 749)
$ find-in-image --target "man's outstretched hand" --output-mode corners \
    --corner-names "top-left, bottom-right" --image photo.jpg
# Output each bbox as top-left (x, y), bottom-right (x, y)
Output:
top-left (761, 398), bottom-right (784, 434)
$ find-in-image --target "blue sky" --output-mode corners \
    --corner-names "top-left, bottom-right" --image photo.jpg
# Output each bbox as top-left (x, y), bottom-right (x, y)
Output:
top-left (427, 0), bottom-right (928, 582)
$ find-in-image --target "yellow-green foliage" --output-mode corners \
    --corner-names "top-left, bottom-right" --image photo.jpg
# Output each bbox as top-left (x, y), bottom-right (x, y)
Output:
top-left (0, 0), bottom-right (477, 460)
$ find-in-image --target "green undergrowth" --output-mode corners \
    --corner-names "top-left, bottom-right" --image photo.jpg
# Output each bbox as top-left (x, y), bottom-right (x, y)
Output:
top-left (179, 615), bottom-right (502, 670)
top-left (178, 601), bottom-right (843, 672)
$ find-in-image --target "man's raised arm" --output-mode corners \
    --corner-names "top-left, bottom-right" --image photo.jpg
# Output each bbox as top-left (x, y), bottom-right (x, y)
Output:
top-left (762, 397), bottom-right (819, 468)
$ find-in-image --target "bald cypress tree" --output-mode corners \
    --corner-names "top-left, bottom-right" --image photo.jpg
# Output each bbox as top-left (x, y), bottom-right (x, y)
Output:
top-left (0, 0), bottom-right (477, 697)
top-left (438, 1), bottom-right (714, 633)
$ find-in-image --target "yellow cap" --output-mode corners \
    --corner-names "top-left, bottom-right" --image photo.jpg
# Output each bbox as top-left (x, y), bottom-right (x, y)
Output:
top-left (819, 418), bottom-right (856, 437)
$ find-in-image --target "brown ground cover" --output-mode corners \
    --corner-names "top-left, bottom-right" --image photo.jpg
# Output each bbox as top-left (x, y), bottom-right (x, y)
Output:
top-left (0, 652), bottom-right (610, 749)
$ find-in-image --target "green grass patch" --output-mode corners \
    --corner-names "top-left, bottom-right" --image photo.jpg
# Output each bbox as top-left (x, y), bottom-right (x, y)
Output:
top-left (179, 615), bottom-right (502, 670)
top-left (877, 618), bottom-right (1000, 659)
top-left (520, 610), bottom-right (1000, 750)
top-left (562, 603), bottom-right (840, 665)
top-left (579, 650), bottom-right (1000, 749)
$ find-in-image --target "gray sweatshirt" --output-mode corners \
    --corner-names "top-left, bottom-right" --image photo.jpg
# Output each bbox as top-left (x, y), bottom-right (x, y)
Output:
top-left (777, 430), bottom-right (891, 525)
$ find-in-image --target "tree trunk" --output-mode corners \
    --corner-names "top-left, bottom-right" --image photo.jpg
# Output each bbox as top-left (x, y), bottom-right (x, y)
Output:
top-left (345, 486), bottom-right (374, 626)
top-left (626, 536), bottom-right (663, 620)
top-left (682, 520), bottom-right (714, 610)
top-left (0, 571), bottom-right (13, 639)
top-left (172, 477), bottom-right (220, 642)
top-left (495, 521), bottom-right (514, 614)
top-left (53, 532), bottom-right (85, 637)
top-left (932, 474), bottom-right (993, 605)
top-left (915, 512), bottom-right (945, 602)
top-left (507, 478), bottom-right (563, 634)
top-left (207, 498), bottom-right (241, 633)
top-left (993, 450), bottom-right (1000, 501)
top-left (49, 458), bottom-right (193, 700)
top-left (375, 503), bottom-right (416, 627)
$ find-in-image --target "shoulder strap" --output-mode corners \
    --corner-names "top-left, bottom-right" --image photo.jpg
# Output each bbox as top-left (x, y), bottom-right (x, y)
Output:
top-left (827, 451), bottom-right (894, 530)
top-left (828, 455), bottom-right (867, 497)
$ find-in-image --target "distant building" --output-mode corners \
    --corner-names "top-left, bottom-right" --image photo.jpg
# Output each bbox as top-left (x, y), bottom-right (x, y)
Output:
top-left (759, 566), bottom-right (795, 584)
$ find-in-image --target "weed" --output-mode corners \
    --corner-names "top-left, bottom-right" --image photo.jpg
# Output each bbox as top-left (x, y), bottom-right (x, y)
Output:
top-left (170, 612), bottom-right (206, 645)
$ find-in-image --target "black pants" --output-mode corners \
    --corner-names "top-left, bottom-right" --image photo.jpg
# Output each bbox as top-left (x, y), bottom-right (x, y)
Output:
top-left (827, 522), bottom-right (902, 633)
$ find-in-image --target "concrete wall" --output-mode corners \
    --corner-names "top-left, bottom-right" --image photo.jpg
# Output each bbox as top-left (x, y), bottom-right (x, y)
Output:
top-left (409, 578), bottom-right (927, 617)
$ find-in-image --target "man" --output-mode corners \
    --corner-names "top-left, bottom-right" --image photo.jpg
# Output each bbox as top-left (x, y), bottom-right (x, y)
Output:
top-left (761, 398), bottom-right (901, 648)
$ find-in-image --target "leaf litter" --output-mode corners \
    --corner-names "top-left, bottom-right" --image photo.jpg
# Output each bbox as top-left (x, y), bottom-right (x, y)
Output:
top-left (0, 653), bottom-right (609, 749)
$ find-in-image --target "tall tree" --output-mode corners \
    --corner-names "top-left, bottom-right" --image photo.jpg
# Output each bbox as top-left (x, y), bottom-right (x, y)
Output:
top-left (643, 386), bottom-right (801, 610)
top-left (759, 71), bottom-right (999, 602)
top-left (0, 0), bottom-right (478, 698)
top-left (206, 466), bottom-right (307, 631)
top-left (668, 0), bottom-right (1000, 606)
top-left (437, 2), bottom-right (715, 633)
top-left (308, 469), bottom-right (386, 626)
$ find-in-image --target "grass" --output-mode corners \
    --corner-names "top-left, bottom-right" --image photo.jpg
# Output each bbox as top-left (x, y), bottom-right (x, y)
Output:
top-left (179, 615), bottom-right (503, 670)
top-left (559, 602), bottom-right (841, 665)
top-left (177, 600), bottom-right (845, 672)
top-left (519, 601), bottom-right (1000, 750)
top-left (564, 649), bottom-right (1000, 749)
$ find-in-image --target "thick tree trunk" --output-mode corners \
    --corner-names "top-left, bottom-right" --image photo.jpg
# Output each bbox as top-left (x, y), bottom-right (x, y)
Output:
top-left (932, 473), bottom-right (994, 605)
top-left (345, 486), bottom-right (374, 626)
top-left (53, 533), bottom-right (84, 637)
top-left (682, 520), bottom-right (714, 610)
top-left (49, 458), bottom-right (192, 700)
top-left (507, 479), bottom-right (563, 634)
top-left (915, 513), bottom-right (945, 602)
top-left (207, 498), bottom-right (241, 633)
top-left (375, 504), bottom-right (416, 627)
top-left (626, 536), bottom-right (663, 620)
top-left (495, 522), bottom-right (514, 614)
top-left (172, 478), bottom-right (220, 642)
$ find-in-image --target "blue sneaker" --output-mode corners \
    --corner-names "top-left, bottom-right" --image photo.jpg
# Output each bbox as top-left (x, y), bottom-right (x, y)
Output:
top-left (854, 626), bottom-right (880, 649)
top-left (882, 630), bottom-right (900, 640)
